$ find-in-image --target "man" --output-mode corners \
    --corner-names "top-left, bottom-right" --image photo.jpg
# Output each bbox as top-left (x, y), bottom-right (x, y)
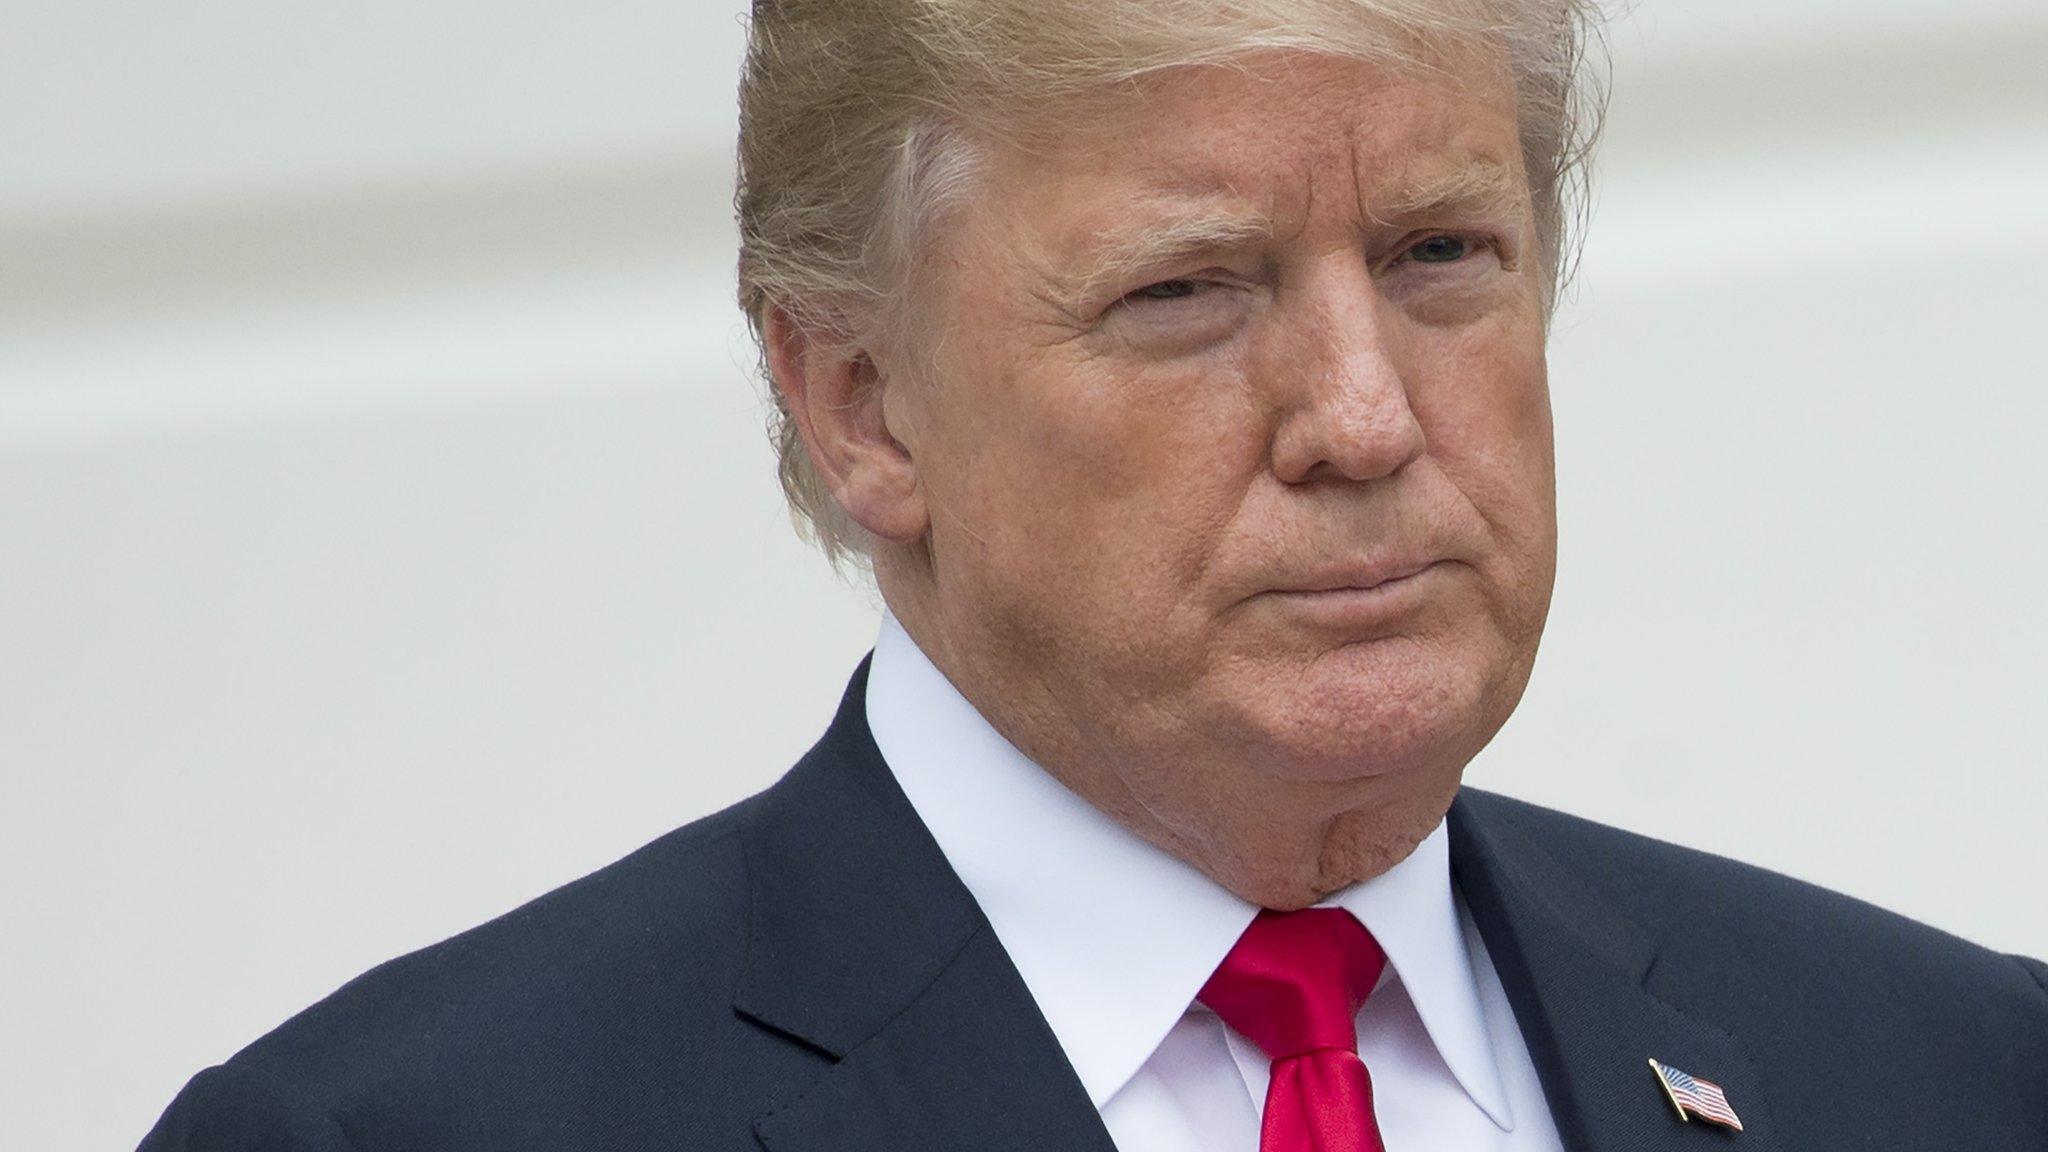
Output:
top-left (141, 1), bottom-right (2047, 1149)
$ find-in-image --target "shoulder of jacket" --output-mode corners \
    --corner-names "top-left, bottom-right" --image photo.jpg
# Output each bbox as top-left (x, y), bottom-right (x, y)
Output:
top-left (1455, 788), bottom-right (2042, 1001)
top-left (223, 793), bottom-right (764, 1098)
top-left (139, 1061), bottom-right (363, 1152)
top-left (2012, 952), bottom-right (2048, 997)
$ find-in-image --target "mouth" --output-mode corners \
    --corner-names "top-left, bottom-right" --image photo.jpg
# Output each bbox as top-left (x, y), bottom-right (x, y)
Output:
top-left (1273, 558), bottom-right (1442, 596)
top-left (1250, 559), bottom-right (1450, 625)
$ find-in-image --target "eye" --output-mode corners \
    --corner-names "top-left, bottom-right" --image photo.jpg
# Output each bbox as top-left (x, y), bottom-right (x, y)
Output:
top-left (1125, 278), bottom-right (1208, 303)
top-left (1405, 234), bottom-right (1476, 264)
top-left (1101, 274), bottom-right (1250, 355)
top-left (1379, 231), bottom-right (1515, 322)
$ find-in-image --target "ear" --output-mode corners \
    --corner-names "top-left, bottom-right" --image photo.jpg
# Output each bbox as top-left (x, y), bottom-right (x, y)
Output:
top-left (762, 303), bottom-right (931, 544)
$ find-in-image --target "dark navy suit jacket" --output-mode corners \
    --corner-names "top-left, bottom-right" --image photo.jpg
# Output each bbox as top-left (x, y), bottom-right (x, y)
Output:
top-left (141, 660), bottom-right (2048, 1151)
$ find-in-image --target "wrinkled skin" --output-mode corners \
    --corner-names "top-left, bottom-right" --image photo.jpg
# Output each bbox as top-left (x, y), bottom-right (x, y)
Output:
top-left (769, 48), bottom-right (1557, 908)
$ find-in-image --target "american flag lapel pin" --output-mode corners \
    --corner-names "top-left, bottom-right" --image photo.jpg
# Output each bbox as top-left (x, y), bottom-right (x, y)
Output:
top-left (1648, 1058), bottom-right (1745, 1132)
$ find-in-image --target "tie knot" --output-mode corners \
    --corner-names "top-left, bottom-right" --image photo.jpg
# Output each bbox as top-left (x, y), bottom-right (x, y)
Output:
top-left (1197, 908), bottom-right (1387, 1061)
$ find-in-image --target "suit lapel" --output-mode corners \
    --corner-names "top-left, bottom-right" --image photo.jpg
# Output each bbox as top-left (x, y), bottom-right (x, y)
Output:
top-left (734, 663), bottom-right (1782, 1152)
top-left (1451, 792), bottom-right (1782, 1151)
top-left (735, 658), bottom-right (1118, 1152)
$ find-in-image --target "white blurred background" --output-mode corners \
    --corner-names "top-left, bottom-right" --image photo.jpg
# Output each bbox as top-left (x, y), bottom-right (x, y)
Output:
top-left (2, 1), bottom-right (2044, 1147)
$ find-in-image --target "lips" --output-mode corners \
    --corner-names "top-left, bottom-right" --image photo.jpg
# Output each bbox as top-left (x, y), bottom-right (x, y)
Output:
top-left (1268, 557), bottom-right (1442, 596)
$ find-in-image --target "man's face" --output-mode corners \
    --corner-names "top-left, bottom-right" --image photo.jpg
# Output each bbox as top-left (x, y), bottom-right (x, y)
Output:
top-left (888, 49), bottom-right (1554, 875)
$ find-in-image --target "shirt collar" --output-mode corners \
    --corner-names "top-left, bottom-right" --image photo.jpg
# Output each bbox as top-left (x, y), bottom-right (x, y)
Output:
top-left (864, 613), bottom-right (1515, 1130)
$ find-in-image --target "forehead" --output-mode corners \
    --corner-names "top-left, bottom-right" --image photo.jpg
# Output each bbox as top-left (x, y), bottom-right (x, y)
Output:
top-left (981, 50), bottom-right (1527, 239)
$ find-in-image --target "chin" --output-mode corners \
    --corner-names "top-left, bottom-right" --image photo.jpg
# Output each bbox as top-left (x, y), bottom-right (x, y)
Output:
top-left (1230, 632), bottom-right (1511, 785)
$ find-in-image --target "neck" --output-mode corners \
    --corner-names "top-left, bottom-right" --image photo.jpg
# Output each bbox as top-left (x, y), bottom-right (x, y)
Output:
top-left (872, 553), bottom-right (1446, 909)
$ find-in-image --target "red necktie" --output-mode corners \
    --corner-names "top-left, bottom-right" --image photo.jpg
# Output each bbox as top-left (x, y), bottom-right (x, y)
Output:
top-left (1198, 908), bottom-right (1389, 1152)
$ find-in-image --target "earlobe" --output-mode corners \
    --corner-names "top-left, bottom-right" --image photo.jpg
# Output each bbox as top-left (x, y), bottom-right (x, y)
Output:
top-left (762, 303), bottom-right (931, 544)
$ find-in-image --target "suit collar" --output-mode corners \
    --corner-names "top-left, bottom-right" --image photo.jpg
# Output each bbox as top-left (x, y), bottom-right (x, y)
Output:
top-left (867, 613), bottom-right (1515, 1124)
top-left (864, 613), bottom-right (1255, 1107)
top-left (733, 659), bottom-right (1781, 1152)
top-left (732, 655), bottom-right (980, 1059)
top-left (735, 657), bottom-right (1118, 1152)
top-left (1451, 790), bottom-right (1783, 1150)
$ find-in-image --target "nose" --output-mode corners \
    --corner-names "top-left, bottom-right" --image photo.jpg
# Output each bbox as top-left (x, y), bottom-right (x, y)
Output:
top-left (1267, 273), bottom-right (1427, 486)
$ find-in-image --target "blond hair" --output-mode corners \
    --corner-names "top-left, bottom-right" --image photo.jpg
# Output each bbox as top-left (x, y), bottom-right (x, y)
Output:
top-left (736, 0), bottom-right (1608, 566)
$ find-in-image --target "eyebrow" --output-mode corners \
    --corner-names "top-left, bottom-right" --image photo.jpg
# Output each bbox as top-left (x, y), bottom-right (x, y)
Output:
top-left (1037, 157), bottom-right (1530, 314)
top-left (1043, 205), bottom-right (1279, 314)
top-left (1374, 157), bottom-right (1531, 223)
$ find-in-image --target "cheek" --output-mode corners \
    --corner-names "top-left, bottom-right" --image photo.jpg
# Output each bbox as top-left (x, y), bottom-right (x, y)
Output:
top-left (1410, 323), bottom-right (1556, 578)
top-left (1414, 310), bottom-right (1549, 474)
top-left (965, 353), bottom-right (1264, 572)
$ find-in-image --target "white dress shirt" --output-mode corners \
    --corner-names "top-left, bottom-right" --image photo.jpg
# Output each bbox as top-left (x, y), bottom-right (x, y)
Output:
top-left (865, 613), bottom-right (1567, 1152)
